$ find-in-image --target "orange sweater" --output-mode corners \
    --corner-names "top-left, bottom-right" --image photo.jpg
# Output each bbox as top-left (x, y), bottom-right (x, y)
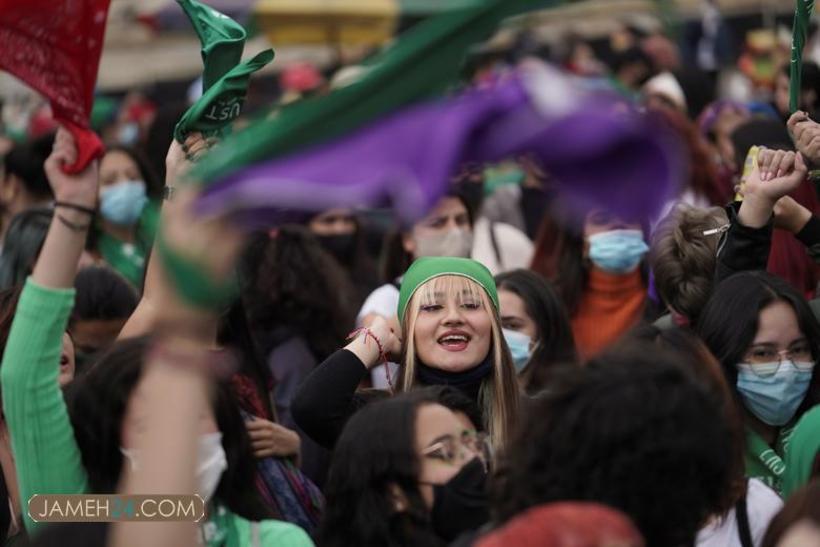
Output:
top-left (571, 268), bottom-right (646, 360)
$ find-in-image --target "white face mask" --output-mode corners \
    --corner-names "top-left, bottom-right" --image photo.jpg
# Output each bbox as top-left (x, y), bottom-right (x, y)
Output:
top-left (414, 227), bottom-right (473, 258)
top-left (120, 432), bottom-right (227, 502)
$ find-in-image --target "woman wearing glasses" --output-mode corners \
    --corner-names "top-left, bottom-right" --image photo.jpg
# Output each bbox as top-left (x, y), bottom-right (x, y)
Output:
top-left (319, 387), bottom-right (492, 547)
top-left (293, 257), bottom-right (521, 454)
top-left (697, 271), bottom-right (820, 495)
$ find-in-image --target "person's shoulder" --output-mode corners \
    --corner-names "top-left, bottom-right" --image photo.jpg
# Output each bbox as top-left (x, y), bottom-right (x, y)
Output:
top-left (746, 478), bottom-right (784, 514)
top-left (257, 519), bottom-right (315, 546)
top-left (357, 283), bottom-right (400, 320)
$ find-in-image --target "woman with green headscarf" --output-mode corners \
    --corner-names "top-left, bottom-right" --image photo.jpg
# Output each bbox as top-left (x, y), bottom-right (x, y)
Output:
top-left (783, 405), bottom-right (820, 498)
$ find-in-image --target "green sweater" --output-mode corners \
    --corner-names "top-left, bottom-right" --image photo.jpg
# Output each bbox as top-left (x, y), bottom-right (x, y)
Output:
top-left (0, 279), bottom-right (313, 546)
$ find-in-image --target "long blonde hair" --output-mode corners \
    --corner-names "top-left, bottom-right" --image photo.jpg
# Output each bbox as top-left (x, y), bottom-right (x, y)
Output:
top-left (399, 275), bottom-right (520, 451)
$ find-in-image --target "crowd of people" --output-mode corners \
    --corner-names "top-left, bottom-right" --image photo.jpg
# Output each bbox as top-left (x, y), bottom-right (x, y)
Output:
top-left (1, 4), bottom-right (820, 547)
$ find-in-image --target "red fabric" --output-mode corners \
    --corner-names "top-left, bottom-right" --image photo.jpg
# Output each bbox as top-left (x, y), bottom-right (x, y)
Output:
top-left (476, 502), bottom-right (644, 547)
top-left (0, 0), bottom-right (109, 173)
top-left (766, 180), bottom-right (820, 299)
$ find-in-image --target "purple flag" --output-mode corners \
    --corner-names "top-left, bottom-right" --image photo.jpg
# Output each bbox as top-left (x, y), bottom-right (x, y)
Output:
top-left (196, 64), bottom-right (684, 228)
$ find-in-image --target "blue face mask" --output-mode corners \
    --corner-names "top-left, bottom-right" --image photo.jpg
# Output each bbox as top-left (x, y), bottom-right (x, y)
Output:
top-left (100, 180), bottom-right (148, 226)
top-left (503, 328), bottom-right (532, 372)
top-left (736, 360), bottom-right (815, 426)
top-left (588, 229), bottom-right (648, 274)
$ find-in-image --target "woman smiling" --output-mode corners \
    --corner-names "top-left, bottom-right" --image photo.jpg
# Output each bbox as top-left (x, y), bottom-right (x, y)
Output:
top-left (293, 257), bottom-right (521, 453)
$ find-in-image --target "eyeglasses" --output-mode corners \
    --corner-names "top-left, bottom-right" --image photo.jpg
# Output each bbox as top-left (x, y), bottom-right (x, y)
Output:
top-left (739, 343), bottom-right (816, 377)
top-left (422, 430), bottom-right (492, 470)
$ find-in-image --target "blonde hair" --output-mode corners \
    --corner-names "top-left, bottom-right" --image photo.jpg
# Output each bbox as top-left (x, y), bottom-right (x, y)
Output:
top-left (399, 275), bottom-right (520, 452)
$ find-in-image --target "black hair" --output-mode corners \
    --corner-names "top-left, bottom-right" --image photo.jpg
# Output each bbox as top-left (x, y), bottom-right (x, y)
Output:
top-left (492, 341), bottom-right (733, 547)
top-left (696, 271), bottom-right (820, 413)
top-left (609, 46), bottom-right (654, 76)
top-left (71, 266), bottom-right (139, 323)
top-left (3, 133), bottom-right (54, 201)
top-left (241, 228), bottom-right (356, 363)
top-left (319, 392), bottom-right (447, 547)
top-left (218, 297), bottom-right (275, 420)
top-left (495, 269), bottom-right (578, 394)
top-left (65, 336), bottom-right (272, 521)
top-left (730, 119), bottom-right (793, 173)
top-left (406, 385), bottom-right (482, 431)
top-left (0, 207), bottom-right (52, 289)
top-left (102, 145), bottom-right (162, 199)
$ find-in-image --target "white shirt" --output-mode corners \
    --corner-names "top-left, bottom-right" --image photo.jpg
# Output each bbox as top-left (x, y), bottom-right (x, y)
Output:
top-left (357, 283), bottom-right (400, 324)
top-left (696, 479), bottom-right (783, 547)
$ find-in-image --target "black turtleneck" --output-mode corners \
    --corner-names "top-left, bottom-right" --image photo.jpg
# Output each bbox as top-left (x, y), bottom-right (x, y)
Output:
top-left (416, 356), bottom-right (493, 406)
top-left (292, 349), bottom-right (493, 450)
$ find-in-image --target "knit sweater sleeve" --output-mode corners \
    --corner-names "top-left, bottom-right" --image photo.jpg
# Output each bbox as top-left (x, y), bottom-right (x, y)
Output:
top-left (0, 279), bottom-right (89, 534)
top-left (291, 349), bottom-right (370, 450)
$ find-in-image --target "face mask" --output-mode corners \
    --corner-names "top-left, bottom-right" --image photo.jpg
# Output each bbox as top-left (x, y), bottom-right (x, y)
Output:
top-left (427, 457), bottom-right (489, 542)
top-left (736, 361), bottom-right (814, 426)
top-left (117, 122), bottom-right (139, 146)
top-left (100, 180), bottom-right (148, 226)
top-left (502, 328), bottom-right (532, 372)
top-left (120, 432), bottom-right (227, 502)
top-left (316, 233), bottom-right (355, 263)
top-left (415, 227), bottom-right (473, 258)
top-left (588, 229), bottom-right (648, 274)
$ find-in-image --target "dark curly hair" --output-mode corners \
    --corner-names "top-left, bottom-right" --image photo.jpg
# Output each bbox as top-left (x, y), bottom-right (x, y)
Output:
top-left (241, 227), bottom-right (355, 362)
top-left (491, 341), bottom-right (733, 547)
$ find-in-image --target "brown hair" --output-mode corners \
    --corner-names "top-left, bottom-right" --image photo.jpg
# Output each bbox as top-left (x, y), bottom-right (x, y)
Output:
top-left (650, 204), bottom-right (728, 323)
top-left (399, 275), bottom-right (520, 452)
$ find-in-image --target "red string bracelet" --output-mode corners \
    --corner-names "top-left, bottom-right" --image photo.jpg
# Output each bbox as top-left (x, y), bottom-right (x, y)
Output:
top-left (347, 327), bottom-right (393, 392)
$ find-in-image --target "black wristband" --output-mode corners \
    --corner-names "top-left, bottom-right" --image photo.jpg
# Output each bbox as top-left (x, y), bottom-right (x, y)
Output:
top-left (56, 213), bottom-right (91, 232)
top-left (54, 201), bottom-right (96, 216)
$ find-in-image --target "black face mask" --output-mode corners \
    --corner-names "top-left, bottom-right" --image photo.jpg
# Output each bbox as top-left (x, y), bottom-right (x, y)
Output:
top-left (425, 457), bottom-right (489, 541)
top-left (316, 233), bottom-right (355, 264)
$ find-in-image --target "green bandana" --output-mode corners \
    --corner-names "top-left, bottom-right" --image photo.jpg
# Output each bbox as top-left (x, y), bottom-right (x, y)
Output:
top-left (783, 406), bottom-right (820, 498)
top-left (174, 0), bottom-right (274, 143)
top-left (744, 425), bottom-right (796, 495)
top-left (397, 257), bottom-right (498, 324)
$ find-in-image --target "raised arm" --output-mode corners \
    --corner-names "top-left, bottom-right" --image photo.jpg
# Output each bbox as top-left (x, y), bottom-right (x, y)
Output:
top-left (716, 149), bottom-right (808, 284)
top-left (111, 186), bottom-right (242, 547)
top-left (118, 135), bottom-right (215, 340)
top-left (0, 128), bottom-right (98, 533)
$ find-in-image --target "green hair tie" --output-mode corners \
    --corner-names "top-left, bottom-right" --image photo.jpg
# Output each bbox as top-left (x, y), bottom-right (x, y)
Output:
top-left (155, 225), bottom-right (238, 311)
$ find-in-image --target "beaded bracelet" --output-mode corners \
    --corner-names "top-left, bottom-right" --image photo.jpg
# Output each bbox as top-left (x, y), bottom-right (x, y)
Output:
top-left (347, 327), bottom-right (393, 392)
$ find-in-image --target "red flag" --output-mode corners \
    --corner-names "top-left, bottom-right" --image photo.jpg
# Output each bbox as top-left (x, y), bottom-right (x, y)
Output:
top-left (0, 0), bottom-right (110, 173)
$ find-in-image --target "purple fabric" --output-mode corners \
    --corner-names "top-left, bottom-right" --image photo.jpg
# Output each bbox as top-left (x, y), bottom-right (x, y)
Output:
top-left (197, 75), bottom-right (685, 229)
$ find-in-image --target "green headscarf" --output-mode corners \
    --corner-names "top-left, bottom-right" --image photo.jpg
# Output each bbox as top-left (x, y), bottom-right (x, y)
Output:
top-left (174, 0), bottom-right (273, 143)
top-left (397, 257), bottom-right (498, 324)
top-left (783, 405), bottom-right (820, 498)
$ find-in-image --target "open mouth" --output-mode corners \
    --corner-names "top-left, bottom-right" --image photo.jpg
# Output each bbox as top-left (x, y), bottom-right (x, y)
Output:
top-left (59, 355), bottom-right (70, 369)
top-left (437, 331), bottom-right (471, 352)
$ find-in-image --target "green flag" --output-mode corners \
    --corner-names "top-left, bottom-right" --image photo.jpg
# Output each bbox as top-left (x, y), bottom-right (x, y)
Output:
top-left (192, 0), bottom-right (553, 185)
top-left (790, 0), bottom-right (816, 113)
top-left (174, 0), bottom-right (273, 142)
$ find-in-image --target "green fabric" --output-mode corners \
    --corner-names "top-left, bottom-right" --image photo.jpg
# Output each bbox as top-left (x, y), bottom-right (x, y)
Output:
top-left (744, 425), bottom-right (796, 495)
top-left (0, 279), bottom-right (88, 534)
top-left (97, 201), bottom-right (159, 288)
top-left (191, 0), bottom-right (549, 185)
top-left (397, 256), bottom-right (498, 323)
top-left (783, 405), bottom-right (820, 498)
top-left (790, 0), bottom-right (816, 113)
top-left (174, 0), bottom-right (274, 143)
top-left (154, 224), bottom-right (239, 311)
top-left (0, 279), bottom-right (313, 546)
